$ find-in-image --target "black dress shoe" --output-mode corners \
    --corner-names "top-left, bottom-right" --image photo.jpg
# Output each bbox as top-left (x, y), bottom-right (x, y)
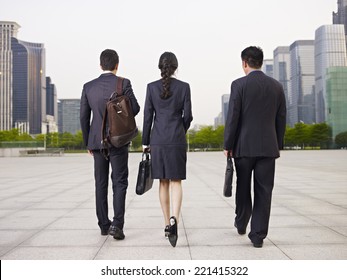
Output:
top-left (168, 216), bottom-right (178, 247)
top-left (252, 241), bottom-right (263, 248)
top-left (109, 225), bottom-right (125, 240)
top-left (108, 225), bottom-right (117, 236)
top-left (113, 227), bottom-right (125, 240)
top-left (234, 221), bottom-right (246, 235)
top-left (101, 229), bottom-right (109, 236)
top-left (164, 225), bottom-right (170, 239)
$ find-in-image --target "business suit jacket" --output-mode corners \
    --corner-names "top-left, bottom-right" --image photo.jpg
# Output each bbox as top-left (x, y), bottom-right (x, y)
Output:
top-left (142, 78), bottom-right (193, 146)
top-left (224, 71), bottom-right (286, 158)
top-left (80, 73), bottom-right (140, 150)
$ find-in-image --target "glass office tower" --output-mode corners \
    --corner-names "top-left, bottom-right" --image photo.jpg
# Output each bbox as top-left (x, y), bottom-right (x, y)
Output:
top-left (262, 59), bottom-right (274, 78)
top-left (273, 46), bottom-right (291, 125)
top-left (46, 77), bottom-right (58, 133)
top-left (315, 25), bottom-right (347, 124)
top-left (46, 77), bottom-right (57, 118)
top-left (221, 94), bottom-right (229, 125)
top-left (290, 40), bottom-right (315, 126)
top-left (326, 67), bottom-right (347, 140)
top-left (11, 38), bottom-right (46, 135)
top-left (333, 0), bottom-right (347, 36)
top-left (58, 99), bottom-right (81, 134)
top-left (0, 21), bottom-right (20, 131)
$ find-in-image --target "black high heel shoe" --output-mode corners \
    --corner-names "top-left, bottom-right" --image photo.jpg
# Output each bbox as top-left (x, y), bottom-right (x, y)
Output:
top-left (168, 216), bottom-right (178, 247)
top-left (164, 225), bottom-right (170, 238)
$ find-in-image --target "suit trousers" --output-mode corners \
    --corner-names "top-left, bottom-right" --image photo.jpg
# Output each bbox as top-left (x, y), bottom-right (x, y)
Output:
top-left (93, 145), bottom-right (129, 231)
top-left (234, 157), bottom-right (276, 244)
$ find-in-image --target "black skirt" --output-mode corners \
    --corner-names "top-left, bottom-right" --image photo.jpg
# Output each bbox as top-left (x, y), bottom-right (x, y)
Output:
top-left (150, 145), bottom-right (187, 180)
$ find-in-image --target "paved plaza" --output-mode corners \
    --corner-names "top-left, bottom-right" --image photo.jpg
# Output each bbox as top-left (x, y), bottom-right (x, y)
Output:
top-left (0, 150), bottom-right (346, 260)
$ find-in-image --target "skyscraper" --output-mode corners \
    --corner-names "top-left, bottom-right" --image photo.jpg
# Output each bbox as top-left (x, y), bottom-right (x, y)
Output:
top-left (333, 0), bottom-right (347, 38)
top-left (221, 94), bottom-right (229, 125)
top-left (262, 59), bottom-right (274, 78)
top-left (315, 25), bottom-right (347, 123)
top-left (326, 67), bottom-right (347, 140)
top-left (273, 46), bottom-right (291, 125)
top-left (46, 77), bottom-right (58, 133)
top-left (289, 40), bottom-right (315, 126)
top-left (58, 99), bottom-right (81, 134)
top-left (11, 37), bottom-right (46, 134)
top-left (0, 21), bottom-right (20, 131)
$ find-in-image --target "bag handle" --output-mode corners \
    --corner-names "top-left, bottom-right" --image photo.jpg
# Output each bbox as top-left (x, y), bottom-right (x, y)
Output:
top-left (100, 77), bottom-right (124, 159)
top-left (142, 151), bottom-right (150, 161)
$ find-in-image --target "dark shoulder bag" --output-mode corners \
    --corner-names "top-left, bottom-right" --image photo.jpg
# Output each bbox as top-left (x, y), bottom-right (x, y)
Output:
top-left (101, 77), bottom-right (138, 158)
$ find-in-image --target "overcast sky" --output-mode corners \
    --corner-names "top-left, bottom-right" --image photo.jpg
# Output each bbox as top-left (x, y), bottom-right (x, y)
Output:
top-left (2, 0), bottom-right (337, 126)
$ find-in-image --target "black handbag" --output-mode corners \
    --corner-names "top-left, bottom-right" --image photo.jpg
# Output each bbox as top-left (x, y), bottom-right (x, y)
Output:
top-left (135, 152), bottom-right (154, 195)
top-left (223, 155), bottom-right (233, 197)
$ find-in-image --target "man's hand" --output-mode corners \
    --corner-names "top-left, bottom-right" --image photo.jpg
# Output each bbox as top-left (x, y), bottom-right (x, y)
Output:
top-left (88, 150), bottom-right (93, 156)
top-left (143, 145), bottom-right (150, 153)
top-left (224, 150), bottom-right (232, 157)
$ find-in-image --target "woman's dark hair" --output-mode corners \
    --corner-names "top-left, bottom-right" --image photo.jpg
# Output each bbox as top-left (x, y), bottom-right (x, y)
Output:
top-left (158, 52), bottom-right (178, 99)
top-left (241, 46), bottom-right (263, 69)
top-left (100, 49), bottom-right (119, 71)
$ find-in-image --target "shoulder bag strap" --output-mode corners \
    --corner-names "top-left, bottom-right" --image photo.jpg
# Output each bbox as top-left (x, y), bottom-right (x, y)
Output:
top-left (116, 77), bottom-right (124, 96)
top-left (101, 104), bottom-right (108, 145)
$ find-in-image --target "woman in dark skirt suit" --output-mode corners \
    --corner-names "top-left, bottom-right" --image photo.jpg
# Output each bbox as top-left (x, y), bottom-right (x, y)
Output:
top-left (142, 52), bottom-right (193, 247)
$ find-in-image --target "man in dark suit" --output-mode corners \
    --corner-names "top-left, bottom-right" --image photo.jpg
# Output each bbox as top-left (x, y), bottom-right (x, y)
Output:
top-left (80, 49), bottom-right (140, 240)
top-left (224, 46), bottom-right (286, 248)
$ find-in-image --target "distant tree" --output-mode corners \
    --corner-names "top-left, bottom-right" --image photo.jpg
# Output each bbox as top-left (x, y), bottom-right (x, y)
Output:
top-left (74, 130), bottom-right (84, 149)
top-left (46, 132), bottom-right (60, 148)
top-left (194, 126), bottom-right (214, 149)
top-left (187, 129), bottom-right (197, 150)
top-left (186, 126), bottom-right (225, 150)
top-left (293, 122), bottom-right (310, 148)
top-left (213, 125), bottom-right (225, 149)
top-left (17, 132), bottom-right (33, 141)
top-left (60, 132), bottom-right (75, 149)
top-left (284, 126), bottom-right (295, 147)
top-left (310, 123), bottom-right (331, 148)
top-left (335, 131), bottom-right (347, 148)
top-left (0, 129), bottom-right (32, 141)
top-left (131, 130), bottom-right (142, 151)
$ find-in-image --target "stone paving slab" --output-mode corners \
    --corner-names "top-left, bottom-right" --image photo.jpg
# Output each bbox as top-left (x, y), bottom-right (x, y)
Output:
top-left (0, 150), bottom-right (346, 260)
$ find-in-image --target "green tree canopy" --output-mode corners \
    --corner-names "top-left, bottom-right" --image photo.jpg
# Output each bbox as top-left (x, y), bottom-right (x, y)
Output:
top-left (0, 129), bottom-right (33, 142)
top-left (335, 131), bottom-right (347, 148)
top-left (310, 123), bottom-right (331, 148)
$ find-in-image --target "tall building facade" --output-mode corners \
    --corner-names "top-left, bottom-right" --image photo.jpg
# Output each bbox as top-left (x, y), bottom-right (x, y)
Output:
top-left (58, 99), bottom-right (81, 134)
top-left (326, 67), bottom-right (347, 139)
top-left (46, 77), bottom-right (56, 117)
top-left (333, 0), bottom-right (347, 39)
top-left (214, 112), bottom-right (223, 128)
top-left (289, 40), bottom-right (315, 126)
top-left (315, 25), bottom-right (347, 123)
top-left (221, 94), bottom-right (229, 125)
top-left (46, 77), bottom-right (58, 133)
top-left (0, 21), bottom-right (20, 131)
top-left (11, 37), bottom-right (46, 134)
top-left (273, 46), bottom-right (291, 125)
top-left (262, 59), bottom-right (274, 78)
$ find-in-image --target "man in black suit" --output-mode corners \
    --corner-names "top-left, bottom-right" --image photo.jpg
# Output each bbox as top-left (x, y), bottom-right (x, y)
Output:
top-left (224, 46), bottom-right (286, 248)
top-left (80, 49), bottom-right (140, 240)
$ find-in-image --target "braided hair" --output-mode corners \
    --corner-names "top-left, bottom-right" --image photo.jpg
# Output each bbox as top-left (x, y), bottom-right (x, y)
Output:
top-left (158, 52), bottom-right (178, 99)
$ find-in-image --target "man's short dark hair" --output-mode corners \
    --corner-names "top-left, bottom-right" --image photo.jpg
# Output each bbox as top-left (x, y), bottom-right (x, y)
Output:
top-left (241, 46), bottom-right (263, 69)
top-left (100, 49), bottom-right (119, 71)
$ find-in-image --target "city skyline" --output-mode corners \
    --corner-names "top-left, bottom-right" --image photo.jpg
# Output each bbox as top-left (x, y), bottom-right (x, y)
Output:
top-left (1, 0), bottom-right (336, 126)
